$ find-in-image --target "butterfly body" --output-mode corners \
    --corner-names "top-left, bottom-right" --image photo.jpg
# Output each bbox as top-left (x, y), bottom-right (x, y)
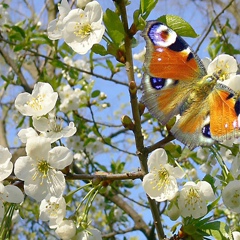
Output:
top-left (141, 21), bottom-right (240, 149)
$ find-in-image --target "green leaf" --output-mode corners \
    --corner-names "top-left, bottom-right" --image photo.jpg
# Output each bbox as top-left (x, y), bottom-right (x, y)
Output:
top-left (30, 34), bottom-right (53, 45)
top-left (106, 59), bottom-right (114, 72)
top-left (11, 25), bottom-right (25, 38)
top-left (91, 90), bottom-right (100, 98)
top-left (158, 15), bottom-right (199, 38)
top-left (103, 9), bottom-right (125, 44)
top-left (13, 44), bottom-right (26, 52)
top-left (140, 0), bottom-right (158, 20)
top-left (202, 221), bottom-right (232, 240)
top-left (91, 44), bottom-right (108, 56)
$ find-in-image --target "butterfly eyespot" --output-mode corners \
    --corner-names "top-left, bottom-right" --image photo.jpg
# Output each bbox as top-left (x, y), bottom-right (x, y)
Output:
top-left (202, 124), bottom-right (211, 138)
top-left (148, 23), bottom-right (177, 47)
top-left (150, 77), bottom-right (166, 90)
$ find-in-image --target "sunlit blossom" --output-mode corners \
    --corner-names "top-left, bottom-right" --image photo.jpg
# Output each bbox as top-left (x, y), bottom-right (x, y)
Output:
top-left (74, 227), bottom-right (102, 240)
top-left (47, 0), bottom-right (71, 40)
top-left (222, 180), bottom-right (240, 213)
top-left (33, 115), bottom-right (76, 143)
top-left (15, 82), bottom-right (58, 117)
top-left (55, 220), bottom-right (76, 240)
top-left (142, 148), bottom-right (184, 202)
top-left (207, 54), bottom-right (238, 81)
top-left (58, 84), bottom-right (87, 112)
top-left (178, 181), bottom-right (215, 219)
top-left (40, 195), bottom-right (66, 229)
top-left (14, 137), bottom-right (73, 201)
top-left (62, 1), bottom-right (105, 54)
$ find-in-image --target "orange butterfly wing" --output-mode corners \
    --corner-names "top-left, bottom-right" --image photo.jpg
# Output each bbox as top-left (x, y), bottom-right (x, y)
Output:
top-left (141, 21), bottom-right (206, 126)
top-left (209, 84), bottom-right (240, 141)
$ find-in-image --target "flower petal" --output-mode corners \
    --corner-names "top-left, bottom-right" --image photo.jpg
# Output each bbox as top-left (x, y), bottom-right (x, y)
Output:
top-left (48, 146), bottom-right (73, 169)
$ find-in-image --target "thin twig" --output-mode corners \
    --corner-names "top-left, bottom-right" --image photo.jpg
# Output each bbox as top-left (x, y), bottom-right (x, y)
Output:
top-left (195, 0), bottom-right (235, 52)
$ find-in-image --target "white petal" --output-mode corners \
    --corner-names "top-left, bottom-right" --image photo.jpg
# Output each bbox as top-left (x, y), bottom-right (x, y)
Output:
top-left (222, 75), bottom-right (240, 91)
top-left (0, 161), bottom-right (13, 181)
top-left (18, 127), bottom-right (38, 143)
top-left (222, 180), bottom-right (240, 213)
top-left (0, 146), bottom-right (12, 164)
top-left (85, 1), bottom-right (103, 23)
top-left (14, 156), bottom-right (36, 181)
top-left (58, 0), bottom-right (71, 17)
top-left (3, 185), bottom-right (24, 203)
top-left (33, 117), bottom-right (49, 132)
top-left (26, 137), bottom-right (51, 160)
top-left (197, 181), bottom-right (215, 201)
top-left (48, 146), bottom-right (73, 169)
top-left (61, 122), bottom-right (77, 137)
top-left (55, 220), bottom-right (76, 240)
top-left (148, 148), bottom-right (168, 170)
top-left (24, 178), bottom-right (47, 201)
top-left (47, 19), bottom-right (63, 40)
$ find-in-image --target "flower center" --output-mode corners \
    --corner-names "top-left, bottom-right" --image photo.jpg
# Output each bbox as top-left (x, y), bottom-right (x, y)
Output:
top-left (152, 166), bottom-right (170, 190)
top-left (27, 95), bottom-right (45, 110)
top-left (46, 200), bottom-right (60, 217)
top-left (74, 23), bottom-right (92, 38)
top-left (32, 160), bottom-right (52, 184)
top-left (185, 187), bottom-right (201, 207)
top-left (49, 118), bottom-right (63, 133)
top-left (215, 60), bottom-right (231, 81)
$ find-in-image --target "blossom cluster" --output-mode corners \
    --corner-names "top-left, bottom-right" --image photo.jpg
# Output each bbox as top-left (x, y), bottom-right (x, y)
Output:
top-left (47, 0), bottom-right (105, 55)
top-left (12, 81), bottom-right (102, 239)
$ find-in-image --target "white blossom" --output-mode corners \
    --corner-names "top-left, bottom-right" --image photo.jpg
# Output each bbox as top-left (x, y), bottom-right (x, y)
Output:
top-left (15, 82), bottom-right (58, 117)
top-left (33, 116), bottom-right (76, 143)
top-left (142, 149), bottom-right (184, 202)
top-left (14, 137), bottom-right (73, 201)
top-left (207, 54), bottom-right (238, 80)
top-left (47, 0), bottom-right (71, 40)
top-left (39, 195), bottom-right (66, 229)
top-left (55, 220), bottom-right (76, 239)
top-left (75, 227), bottom-right (102, 240)
top-left (178, 181), bottom-right (215, 219)
top-left (222, 180), bottom-right (240, 213)
top-left (58, 85), bottom-right (87, 112)
top-left (62, 1), bottom-right (105, 54)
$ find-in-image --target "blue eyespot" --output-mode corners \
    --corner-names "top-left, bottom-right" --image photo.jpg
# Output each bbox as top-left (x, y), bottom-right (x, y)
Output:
top-left (202, 123), bottom-right (211, 138)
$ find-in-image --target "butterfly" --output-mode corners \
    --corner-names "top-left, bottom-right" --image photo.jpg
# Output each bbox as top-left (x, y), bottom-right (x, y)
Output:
top-left (141, 21), bottom-right (240, 149)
